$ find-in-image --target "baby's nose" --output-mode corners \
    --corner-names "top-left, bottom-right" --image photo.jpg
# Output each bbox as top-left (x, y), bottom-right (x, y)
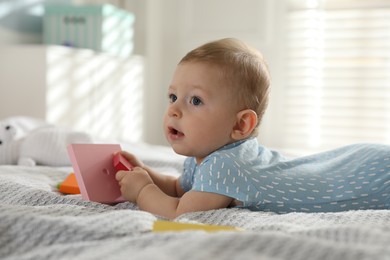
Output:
top-left (168, 104), bottom-right (182, 118)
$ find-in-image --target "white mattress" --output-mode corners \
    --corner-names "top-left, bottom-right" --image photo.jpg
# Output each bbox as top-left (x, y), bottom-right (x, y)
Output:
top-left (0, 143), bottom-right (389, 260)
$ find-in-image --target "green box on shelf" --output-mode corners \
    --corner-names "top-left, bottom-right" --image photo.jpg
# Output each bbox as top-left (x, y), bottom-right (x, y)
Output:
top-left (44, 4), bottom-right (134, 58)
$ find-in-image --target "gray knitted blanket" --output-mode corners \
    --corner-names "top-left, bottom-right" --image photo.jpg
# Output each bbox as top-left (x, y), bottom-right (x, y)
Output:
top-left (1, 165), bottom-right (389, 260)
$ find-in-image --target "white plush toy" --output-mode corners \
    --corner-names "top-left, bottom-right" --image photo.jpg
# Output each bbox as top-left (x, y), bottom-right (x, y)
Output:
top-left (0, 118), bottom-right (92, 166)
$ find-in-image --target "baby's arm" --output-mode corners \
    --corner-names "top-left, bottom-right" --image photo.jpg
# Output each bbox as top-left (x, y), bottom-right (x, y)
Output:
top-left (118, 151), bottom-right (184, 197)
top-left (136, 183), bottom-right (233, 219)
top-left (142, 165), bottom-right (185, 198)
top-left (116, 168), bottom-right (233, 219)
top-left (115, 154), bottom-right (233, 219)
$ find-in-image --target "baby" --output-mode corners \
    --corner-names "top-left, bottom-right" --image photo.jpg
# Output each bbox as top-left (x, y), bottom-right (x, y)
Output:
top-left (116, 38), bottom-right (390, 219)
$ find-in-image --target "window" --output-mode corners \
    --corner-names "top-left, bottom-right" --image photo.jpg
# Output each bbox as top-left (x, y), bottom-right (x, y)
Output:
top-left (283, 0), bottom-right (390, 153)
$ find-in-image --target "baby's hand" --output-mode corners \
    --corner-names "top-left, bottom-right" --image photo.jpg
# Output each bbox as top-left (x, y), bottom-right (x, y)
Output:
top-left (119, 151), bottom-right (144, 168)
top-left (115, 167), bottom-right (153, 203)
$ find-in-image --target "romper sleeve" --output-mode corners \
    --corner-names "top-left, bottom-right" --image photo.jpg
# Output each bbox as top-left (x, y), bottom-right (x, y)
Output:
top-left (179, 157), bottom-right (196, 192)
top-left (191, 154), bottom-right (256, 206)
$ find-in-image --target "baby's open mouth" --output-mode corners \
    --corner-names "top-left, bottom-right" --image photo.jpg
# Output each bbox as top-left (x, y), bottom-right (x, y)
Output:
top-left (169, 127), bottom-right (184, 137)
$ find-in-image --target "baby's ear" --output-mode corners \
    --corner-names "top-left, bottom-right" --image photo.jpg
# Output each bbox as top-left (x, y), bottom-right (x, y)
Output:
top-left (231, 109), bottom-right (258, 140)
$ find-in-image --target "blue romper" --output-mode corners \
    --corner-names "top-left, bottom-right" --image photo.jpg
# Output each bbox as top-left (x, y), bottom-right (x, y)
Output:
top-left (179, 138), bottom-right (390, 213)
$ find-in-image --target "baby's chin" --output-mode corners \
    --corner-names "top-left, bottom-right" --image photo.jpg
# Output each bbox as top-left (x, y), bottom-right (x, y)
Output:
top-left (168, 144), bottom-right (196, 156)
top-left (170, 145), bottom-right (215, 162)
top-left (170, 146), bottom-right (193, 157)
top-left (165, 135), bottom-right (228, 158)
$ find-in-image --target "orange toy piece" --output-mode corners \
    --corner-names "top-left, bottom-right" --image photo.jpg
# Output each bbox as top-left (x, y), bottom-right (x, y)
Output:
top-left (58, 173), bottom-right (81, 194)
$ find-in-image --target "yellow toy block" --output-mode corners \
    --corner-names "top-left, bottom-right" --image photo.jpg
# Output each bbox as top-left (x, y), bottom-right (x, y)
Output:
top-left (152, 220), bottom-right (243, 233)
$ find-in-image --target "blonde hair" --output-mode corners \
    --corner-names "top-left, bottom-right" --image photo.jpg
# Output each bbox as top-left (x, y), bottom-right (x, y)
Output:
top-left (179, 38), bottom-right (270, 136)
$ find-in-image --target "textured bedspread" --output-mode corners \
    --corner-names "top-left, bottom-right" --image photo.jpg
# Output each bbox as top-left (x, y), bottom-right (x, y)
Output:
top-left (1, 165), bottom-right (390, 260)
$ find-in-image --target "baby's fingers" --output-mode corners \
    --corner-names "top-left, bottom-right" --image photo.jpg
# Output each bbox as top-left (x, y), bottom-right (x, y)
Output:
top-left (115, 170), bottom-right (128, 181)
top-left (120, 151), bottom-right (144, 167)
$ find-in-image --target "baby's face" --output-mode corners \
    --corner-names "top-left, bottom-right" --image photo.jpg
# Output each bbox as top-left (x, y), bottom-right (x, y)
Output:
top-left (163, 62), bottom-right (239, 163)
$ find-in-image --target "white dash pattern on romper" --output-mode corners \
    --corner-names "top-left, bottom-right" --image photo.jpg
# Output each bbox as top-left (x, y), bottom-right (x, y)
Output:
top-left (180, 138), bottom-right (390, 213)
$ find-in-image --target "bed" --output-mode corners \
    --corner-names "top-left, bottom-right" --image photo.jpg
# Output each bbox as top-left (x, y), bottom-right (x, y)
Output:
top-left (1, 140), bottom-right (390, 260)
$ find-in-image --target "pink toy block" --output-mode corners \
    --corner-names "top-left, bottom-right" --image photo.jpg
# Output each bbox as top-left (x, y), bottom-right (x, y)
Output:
top-left (113, 153), bottom-right (134, 172)
top-left (67, 144), bottom-right (125, 204)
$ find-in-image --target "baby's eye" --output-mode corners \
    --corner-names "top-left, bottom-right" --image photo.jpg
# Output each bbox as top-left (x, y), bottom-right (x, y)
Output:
top-left (190, 96), bottom-right (203, 106)
top-left (168, 94), bottom-right (177, 103)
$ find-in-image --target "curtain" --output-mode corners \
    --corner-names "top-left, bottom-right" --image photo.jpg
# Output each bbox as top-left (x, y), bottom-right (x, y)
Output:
top-left (283, 0), bottom-right (390, 153)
